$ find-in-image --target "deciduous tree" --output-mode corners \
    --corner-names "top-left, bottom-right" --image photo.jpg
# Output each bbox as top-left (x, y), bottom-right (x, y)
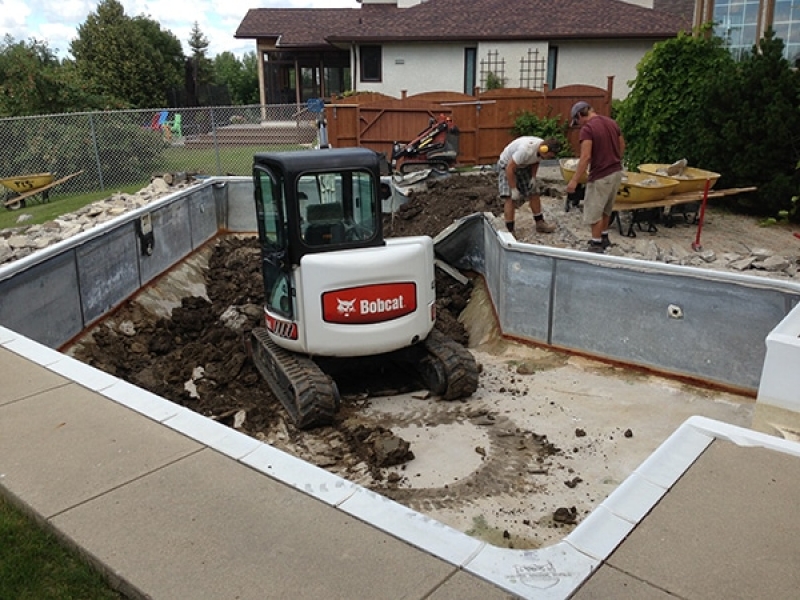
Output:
top-left (0, 35), bottom-right (116, 116)
top-left (213, 51), bottom-right (259, 105)
top-left (70, 0), bottom-right (184, 108)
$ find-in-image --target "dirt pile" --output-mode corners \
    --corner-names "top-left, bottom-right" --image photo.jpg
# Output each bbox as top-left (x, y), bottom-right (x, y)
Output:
top-left (382, 170), bottom-right (500, 238)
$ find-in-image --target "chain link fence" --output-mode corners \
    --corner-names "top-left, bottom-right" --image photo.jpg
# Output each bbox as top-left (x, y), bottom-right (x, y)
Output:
top-left (0, 104), bottom-right (320, 205)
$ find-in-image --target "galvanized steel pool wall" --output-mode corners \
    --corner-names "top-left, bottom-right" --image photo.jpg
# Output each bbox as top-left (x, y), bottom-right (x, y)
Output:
top-left (1, 179), bottom-right (799, 394)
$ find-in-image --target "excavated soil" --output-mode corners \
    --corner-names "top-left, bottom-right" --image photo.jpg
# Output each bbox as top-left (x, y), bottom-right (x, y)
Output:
top-left (70, 168), bottom-right (792, 548)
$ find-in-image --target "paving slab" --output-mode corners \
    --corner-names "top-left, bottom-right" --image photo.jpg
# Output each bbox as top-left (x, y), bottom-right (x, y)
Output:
top-left (50, 447), bottom-right (475, 600)
top-left (574, 439), bottom-right (800, 599)
top-left (428, 570), bottom-right (521, 599)
top-left (0, 380), bottom-right (201, 517)
top-left (569, 565), bottom-right (674, 599)
top-left (5, 338), bottom-right (800, 600)
top-left (0, 346), bottom-right (69, 406)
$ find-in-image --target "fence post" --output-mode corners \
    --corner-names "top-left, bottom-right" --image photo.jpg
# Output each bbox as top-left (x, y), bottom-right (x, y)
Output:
top-left (88, 112), bottom-right (105, 192)
top-left (210, 107), bottom-right (222, 175)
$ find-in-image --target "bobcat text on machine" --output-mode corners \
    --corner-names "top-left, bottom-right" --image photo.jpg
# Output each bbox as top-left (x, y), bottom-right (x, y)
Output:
top-left (249, 147), bottom-right (479, 429)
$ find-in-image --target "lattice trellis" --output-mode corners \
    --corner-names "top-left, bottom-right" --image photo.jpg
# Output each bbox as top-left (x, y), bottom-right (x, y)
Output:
top-left (519, 48), bottom-right (547, 91)
top-left (480, 48), bottom-right (547, 90)
top-left (479, 50), bottom-right (506, 90)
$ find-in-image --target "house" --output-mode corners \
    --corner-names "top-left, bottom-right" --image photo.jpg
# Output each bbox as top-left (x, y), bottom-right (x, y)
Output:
top-left (234, 0), bottom-right (690, 106)
top-left (697, 0), bottom-right (800, 63)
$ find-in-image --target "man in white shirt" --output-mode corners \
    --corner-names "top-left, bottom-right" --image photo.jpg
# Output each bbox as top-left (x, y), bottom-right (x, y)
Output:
top-left (497, 136), bottom-right (560, 235)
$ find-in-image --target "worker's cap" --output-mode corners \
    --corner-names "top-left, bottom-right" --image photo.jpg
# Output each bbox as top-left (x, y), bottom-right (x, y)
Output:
top-left (570, 101), bottom-right (591, 126)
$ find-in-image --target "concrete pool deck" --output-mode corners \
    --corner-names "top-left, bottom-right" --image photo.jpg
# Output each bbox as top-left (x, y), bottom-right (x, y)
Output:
top-left (3, 325), bottom-right (800, 599)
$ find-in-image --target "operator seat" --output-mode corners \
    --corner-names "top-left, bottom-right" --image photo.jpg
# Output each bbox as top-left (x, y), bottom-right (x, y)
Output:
top-left (304, 202), bottom-right (345, 245)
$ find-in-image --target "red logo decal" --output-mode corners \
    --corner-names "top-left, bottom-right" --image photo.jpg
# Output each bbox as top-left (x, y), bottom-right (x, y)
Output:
top-left (323, 282), bottom-right (417, 324)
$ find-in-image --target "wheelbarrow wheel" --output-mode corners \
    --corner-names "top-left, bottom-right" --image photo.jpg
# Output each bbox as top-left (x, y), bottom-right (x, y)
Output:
top-left (4, 193), bottom-right (25, 211)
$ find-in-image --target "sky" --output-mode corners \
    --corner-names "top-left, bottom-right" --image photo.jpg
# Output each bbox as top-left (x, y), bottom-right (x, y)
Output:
top-left (0, 0), bottom-right (361, 59)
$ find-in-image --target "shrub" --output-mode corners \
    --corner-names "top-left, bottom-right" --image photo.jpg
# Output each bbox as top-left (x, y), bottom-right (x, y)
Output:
top-left (713, 31), bottom-right (800, 217)
top-left (616, 29), bottom-right (736, 170)
top-left (617, 27), bottom-right (800, 220)
top-left (485, 72), bottom-right (505, 90)
top-left (511, 111), bottom-right (570, 157)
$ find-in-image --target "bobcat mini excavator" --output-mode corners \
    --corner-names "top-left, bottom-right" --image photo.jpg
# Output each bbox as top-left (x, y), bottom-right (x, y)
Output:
top-left (250, 147), bottom-right (479, 429)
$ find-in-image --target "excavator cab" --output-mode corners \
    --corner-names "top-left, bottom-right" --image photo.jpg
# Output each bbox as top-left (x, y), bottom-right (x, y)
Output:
top-left (250, 148), bottom-right (478, 429)
top-left (253, 148), bottom-right (387, 337)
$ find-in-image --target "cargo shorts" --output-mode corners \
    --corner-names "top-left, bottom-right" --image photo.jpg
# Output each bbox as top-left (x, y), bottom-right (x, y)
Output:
top-left (497, 163), bottom-right (544, 200)
top-left (583, 171), bottom-right (624, 225)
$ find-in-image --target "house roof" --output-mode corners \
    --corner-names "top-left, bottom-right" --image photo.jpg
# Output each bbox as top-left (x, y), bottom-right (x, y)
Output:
top-left (235, 9), bottom-right (361, 48)
top-left (235, 0), bottom-right (690, 48)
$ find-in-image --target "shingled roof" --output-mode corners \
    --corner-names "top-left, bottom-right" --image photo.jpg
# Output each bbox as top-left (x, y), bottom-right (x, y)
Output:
top-left (235, 0), bottom-right (690, 48)
top-left (235, 8), bottom-right (361, 48)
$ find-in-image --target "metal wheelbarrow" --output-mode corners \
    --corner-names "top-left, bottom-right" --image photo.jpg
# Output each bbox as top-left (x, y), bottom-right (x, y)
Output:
top-left (0, 170), bottom-right (84, 210)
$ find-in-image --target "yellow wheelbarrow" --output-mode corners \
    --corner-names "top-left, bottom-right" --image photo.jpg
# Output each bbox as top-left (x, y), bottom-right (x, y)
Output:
top-left (1, 170), bottom-right (84, 211)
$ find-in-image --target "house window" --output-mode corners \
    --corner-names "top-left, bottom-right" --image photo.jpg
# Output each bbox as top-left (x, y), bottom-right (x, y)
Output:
top-left (712, 0), bottom-right (761, 59)
top-left (547, 46), bottom-right (558, 91)
top-left (464, 48), bottom-right (477, 94)
top-left (773, 0), bottom-right (800, 65)
top-left (324, 66), bottom-right (351, 97)
top-left (360, 46), bottom-right (382, 82)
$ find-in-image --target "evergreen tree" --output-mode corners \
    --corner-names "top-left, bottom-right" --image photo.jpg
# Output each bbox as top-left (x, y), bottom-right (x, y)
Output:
top-left (715, 30), bottom-right (800, 216)
top-left (187, 22), bottom-right (214, 104)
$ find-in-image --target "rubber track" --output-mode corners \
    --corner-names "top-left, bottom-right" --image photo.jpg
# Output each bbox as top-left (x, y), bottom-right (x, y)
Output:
top-left (423, 329), bottom-right (479, 400)
top-left (250, 328), bottom-right (340, 430)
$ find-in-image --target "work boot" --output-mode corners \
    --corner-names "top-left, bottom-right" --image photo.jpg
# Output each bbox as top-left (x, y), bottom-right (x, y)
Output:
top-left (535, 219), bottom-right (556, 233)
top-left (587, 240), bottom-right (605, 253)
top-left (601, 234), bottom-right (611, 249)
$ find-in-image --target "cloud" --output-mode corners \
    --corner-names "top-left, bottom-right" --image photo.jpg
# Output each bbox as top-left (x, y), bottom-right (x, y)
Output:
top-left (2, 0), bottom-right (360, 58)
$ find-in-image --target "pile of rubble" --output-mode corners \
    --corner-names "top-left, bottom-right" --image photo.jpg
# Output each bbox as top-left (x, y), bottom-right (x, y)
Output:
top-left (0, 176), bottom-right (198, 266)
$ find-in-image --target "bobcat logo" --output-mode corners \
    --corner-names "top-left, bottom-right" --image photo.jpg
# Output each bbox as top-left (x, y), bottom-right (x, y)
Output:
top-left (337, 298), bottom-right (356, 316)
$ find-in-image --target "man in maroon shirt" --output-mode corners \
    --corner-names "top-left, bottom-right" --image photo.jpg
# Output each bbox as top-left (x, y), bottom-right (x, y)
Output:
top-left (566, 101), bottom-right (626, 253)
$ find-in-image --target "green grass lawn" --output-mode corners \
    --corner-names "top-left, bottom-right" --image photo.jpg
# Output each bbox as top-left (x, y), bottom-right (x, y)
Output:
top-left (0, 496), bottom-right (124, 599)
top-left (0, 184), bottom-right (147, 231)
top-left (0, 144), bottom-right (305, 231)
top-left (162, 143), bottom-right (304, 176)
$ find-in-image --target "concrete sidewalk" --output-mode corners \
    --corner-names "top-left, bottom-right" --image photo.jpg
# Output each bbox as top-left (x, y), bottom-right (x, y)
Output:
top-left (2, 326), bottom-right (800, 599)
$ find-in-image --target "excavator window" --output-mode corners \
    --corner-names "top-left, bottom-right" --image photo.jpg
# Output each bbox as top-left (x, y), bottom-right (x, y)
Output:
top-left (299, 170), bottom-right (377, 247)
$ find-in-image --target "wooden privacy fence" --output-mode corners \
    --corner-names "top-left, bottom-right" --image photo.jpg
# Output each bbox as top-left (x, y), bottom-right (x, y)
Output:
top-left (324, 78), bottom-right (614, 166)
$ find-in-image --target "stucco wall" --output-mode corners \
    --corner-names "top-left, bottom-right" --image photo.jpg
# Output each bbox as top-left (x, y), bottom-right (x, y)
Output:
top-left (552, 40), bottom-right (655, 98)
top-left (358, 42), bottom-right (471, 97)
top-left (358, 41), bottom-right (550, 97)
top-left (357, 39), bottom-right (658, 100)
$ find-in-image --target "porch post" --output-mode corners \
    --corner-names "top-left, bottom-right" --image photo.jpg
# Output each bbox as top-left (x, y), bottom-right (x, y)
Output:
top-left (295, 58), bottom-right (301, 106)
top-left (258, 47), bottom-right (267, 122)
